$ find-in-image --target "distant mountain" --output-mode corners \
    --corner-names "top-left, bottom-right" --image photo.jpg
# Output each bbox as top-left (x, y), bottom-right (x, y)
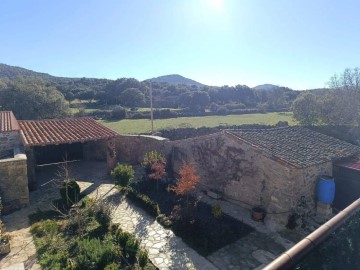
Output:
top-left (147, 74), bottom-right (204, 87)
top-left (0, 63), bottom-right (55, 80)
top-left (253, 84), bottom-right (280, 91)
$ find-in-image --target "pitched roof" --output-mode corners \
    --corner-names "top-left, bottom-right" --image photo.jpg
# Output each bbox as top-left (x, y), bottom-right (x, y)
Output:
top-left (225, 127), bottom-right (360, 168)
top-left (19, 117), bottom-right (118, 146)
top-left (0, 111), bottom-right (20, 132)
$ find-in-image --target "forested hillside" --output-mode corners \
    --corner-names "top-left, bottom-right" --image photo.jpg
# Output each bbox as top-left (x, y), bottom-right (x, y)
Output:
top-left (0, 63), bottom-right (300, 120)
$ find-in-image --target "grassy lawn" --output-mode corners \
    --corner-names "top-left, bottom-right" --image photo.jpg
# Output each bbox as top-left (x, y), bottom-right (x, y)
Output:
top-left (99, 112), bottom-right (296, 134)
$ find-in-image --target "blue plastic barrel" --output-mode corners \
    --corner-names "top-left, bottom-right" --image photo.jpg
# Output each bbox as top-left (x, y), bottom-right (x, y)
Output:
top-left (317, 175), bottom-right (335, 204)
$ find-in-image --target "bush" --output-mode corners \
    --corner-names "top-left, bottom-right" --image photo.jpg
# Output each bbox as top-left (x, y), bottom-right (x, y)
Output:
top-left (212, 202), bottom-right (223, 219)
top-left (74, 238), bottom-right (118, 270)
top-left (124, 237), bottom-right (141, 261)
top-left (110, 105), bottom-right (127, 120)
top-left (216, 106), bottom-right (229, 115)
top-left (104, 262), bottom-right (120, 270)
top-left (225, 103), bottom-right (246, 110)
top-left (138, 249), bottom-right (149, 269)
top-left (153, 109), bottom-right (179, 119)
top-left (125, 187), bottom-right (160, 217)
top-left (111, 164), bottom-right (135, 187)
top-left (60, 179), bottom-right (80, 206)
top-left (142, 150), bottom-right (165, 175)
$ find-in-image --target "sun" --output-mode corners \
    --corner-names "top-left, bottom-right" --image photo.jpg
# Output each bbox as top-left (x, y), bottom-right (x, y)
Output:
top-left (208, 0), bottom-right (224, 12)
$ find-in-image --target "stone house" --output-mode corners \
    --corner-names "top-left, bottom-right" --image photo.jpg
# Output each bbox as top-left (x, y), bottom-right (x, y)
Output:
top-left (163, 127), bottom-right (360, 230)
top-left (0, 111), bottom-right (22, 156)
top-left (2, 109), bottom-right (360, 230)
top-left (0, 111), bottom-right (28, 209)
top-left (0, 112), bottom-right (118, 211)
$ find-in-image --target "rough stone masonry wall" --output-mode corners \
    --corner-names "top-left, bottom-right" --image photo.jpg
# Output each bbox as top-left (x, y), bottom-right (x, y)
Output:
top-left (115, 135), bottom-right (169, 164)
top-left (112, 132), bottom-right (329, 231)
top-left (168, 133), bottom-right (292, 211)
top-left (0, 131), bottom-right (21, 153)
top-left (0, 153), bottom-right (29, 208)
top-left (83, 139), bottom-right (107, 161)
top-left (290, 162), bottom-right (333, 210)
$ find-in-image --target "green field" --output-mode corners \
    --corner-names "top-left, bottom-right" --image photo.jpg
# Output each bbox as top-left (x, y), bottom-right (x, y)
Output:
top-left (99, 112), bottom-right (296, 134)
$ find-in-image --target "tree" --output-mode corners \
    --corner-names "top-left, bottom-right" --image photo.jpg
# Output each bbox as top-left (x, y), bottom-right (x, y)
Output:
top-left (172, 162), bottom-right (200, 197)
top-left (148, 161), bottom-right (166, 192)
top-left (110, 105), bottom-right (127, 120)
top-left (319, 92), bottom-right (359, 125)
top-left (0, 77), bottom-right (69, 119)
top-left (292, 93), bottom-right (320, 125)
top-left (190, 91), bottom-right (210, 112)
top-left (142, 150), bottom-right (166, 192)
top-left (119, 88), bottom-right (145, 108)
top-left (329, 67), bottom-right (360, 94)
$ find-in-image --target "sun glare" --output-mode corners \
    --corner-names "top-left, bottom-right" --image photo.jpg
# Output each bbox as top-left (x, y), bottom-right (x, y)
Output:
top-left (208, 0), bottom-right (224, 12)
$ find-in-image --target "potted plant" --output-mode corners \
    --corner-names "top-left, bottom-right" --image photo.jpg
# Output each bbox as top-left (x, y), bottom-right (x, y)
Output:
top-left (251, 206), bottom-right (266, 222)
top-left (0, 221), bottom-right (10, 255)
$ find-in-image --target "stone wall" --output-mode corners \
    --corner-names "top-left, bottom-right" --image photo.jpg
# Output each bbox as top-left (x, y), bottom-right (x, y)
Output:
top-left (168, 133), bottom-right (291, 208)
top-left (0, 152), bottom-right (29, 208)
top-left (83, 139), bottom-right (107, 161)
top-left (0, 131), bottom-right (21, 154)
top-left (115, 135), bottom-right (169, 164)
top-left (112, 132), bottom-right (334, 231)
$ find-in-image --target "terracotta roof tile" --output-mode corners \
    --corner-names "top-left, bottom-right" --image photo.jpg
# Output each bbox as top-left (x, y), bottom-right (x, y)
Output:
top-left (226, 127), bottom-right (360, 168)
top-left (18, 117), bottom-right (118, 146)
top-left (0, 111), bottom-right (20, 132)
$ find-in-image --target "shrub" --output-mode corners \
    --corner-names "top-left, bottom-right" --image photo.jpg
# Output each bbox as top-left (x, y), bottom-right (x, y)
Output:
top-left (124, 237), bottom-right (141, 261)
top-left (216, 106), bottom-right (229, 115)
top-left (104, 262), bottom-right (120, 270)
top-left (74, 238), bottom-right (117, 270)
top-left (125, 187), bottom-right (160, 217)
top-left (110, 105), bottom-right (127, 120)
top-left (31, 220), bottom-right (59, 238)
top-left (212, 202), bottom-right (223, 219)
top-left (138, 249), bottom-right (149, 269)
top-left (111, 164), bottom-right (135, 187)
top-left (113, 229), bottom-right (132, 248)
top-left (60, 179), bottom-right (80, 206)
top-left (225, 103), bottom-right (246, 110)
top-left (142, 150), bottom-right (165, 174)
top-left (209, 102), bottom-right (218, 112)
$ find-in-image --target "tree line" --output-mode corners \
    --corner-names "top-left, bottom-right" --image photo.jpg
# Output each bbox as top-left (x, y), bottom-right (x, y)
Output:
top-left (1, 66), bottom-right (359, 124)
top-left (292, 68), bottom-right (360, 126)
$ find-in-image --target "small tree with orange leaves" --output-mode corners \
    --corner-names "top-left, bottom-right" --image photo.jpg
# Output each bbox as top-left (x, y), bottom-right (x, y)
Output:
top-left (143, 150), bottom-right (167, 192)
top-left (148, 161), bottom-right (166, 192)
top-left (172, 162), bottom-right (200, 208)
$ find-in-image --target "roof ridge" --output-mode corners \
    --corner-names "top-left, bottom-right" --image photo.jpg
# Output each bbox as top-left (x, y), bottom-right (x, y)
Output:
top-left (225, 126), bottom-right (295, 132)
top-left (225, 127), bottom-right (360, 168)
top-left (18, 116), bottom-right (95, 122)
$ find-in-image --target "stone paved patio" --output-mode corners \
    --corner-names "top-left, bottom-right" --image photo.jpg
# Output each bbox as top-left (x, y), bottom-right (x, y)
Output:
top-left (1, 161), bottom-right (296, 270)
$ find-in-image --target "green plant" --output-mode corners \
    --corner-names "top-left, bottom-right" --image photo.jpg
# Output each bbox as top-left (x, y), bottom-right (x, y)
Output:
top-left (138, 249), bottom-right (149, 269)
top-left (111, 164), bottom-right (135, 187)
top-left (74, 238), bottom-right (117, 270)
top-left (125, 187), bottom-right (160, 217)
top-left (104, 262), bottom-right (120, 270)
top-left (212, 202), bottom-right (223, 219)
top-left (113, 230), bottom-right (132, 248)
top-left (60, 179), bottom-right (80, 206)
top-left (124, 237), bottom-right (140, 262)
top-left (142, 150), bottom-right (165, 175)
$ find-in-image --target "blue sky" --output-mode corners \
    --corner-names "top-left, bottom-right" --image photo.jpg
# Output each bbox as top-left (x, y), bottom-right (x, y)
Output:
top-left (0, 0), bottom-right (359, 89)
